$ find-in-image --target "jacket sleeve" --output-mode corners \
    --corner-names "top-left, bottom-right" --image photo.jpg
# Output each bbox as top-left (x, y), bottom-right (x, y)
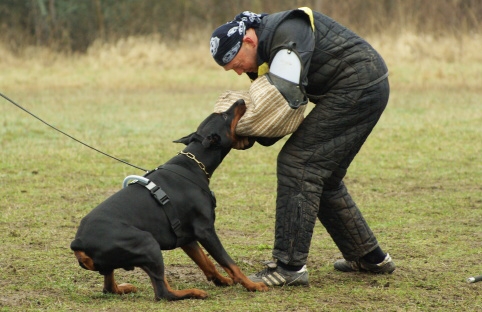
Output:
top-left (268, 15), bottom-right (315, 90)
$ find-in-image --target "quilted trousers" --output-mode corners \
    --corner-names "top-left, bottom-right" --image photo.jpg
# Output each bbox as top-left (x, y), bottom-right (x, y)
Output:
top-left (272, 78), bottom-right (390, 266)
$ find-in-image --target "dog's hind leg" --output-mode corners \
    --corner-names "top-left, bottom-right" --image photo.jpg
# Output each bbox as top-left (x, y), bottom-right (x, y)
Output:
top-left (103, 271), bottom-right (138, 295)
top-left (140, 263), bottom-right (208, 301)
top-left (130, 234), bottom-right (208, 301)
top-left (181, 241), bottom-right (233, 286)
top-left (74, 251), bottom-right (137, 295)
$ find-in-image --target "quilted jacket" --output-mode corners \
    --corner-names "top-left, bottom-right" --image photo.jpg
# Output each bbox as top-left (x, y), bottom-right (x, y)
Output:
top-left (252, 9), bottom-right (389, 101)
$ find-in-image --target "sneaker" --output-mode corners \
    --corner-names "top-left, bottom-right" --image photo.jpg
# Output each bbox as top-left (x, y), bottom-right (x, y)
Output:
top-left (248, 261), bottom-right (309, 287)
top-left (334, 253), bottom-right (395, 274)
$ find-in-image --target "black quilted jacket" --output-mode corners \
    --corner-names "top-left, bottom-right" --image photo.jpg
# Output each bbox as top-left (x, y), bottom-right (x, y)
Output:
top-left (252, 9), bottom-right (388, 101)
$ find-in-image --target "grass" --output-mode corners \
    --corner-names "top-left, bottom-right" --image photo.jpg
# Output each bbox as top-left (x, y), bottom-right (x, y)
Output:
top-left (0, 34), bottom-right (481, 311)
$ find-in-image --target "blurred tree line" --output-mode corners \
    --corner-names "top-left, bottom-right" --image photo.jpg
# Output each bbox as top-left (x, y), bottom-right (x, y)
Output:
top-left (0, 0), bottom-right (480, 53)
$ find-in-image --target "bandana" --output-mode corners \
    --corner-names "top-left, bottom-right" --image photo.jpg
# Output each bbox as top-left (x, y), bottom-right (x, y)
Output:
top-left (210, 11), bottom-right (267, 66)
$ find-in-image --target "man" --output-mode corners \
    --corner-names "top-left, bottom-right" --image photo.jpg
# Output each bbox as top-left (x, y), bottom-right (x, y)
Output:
top-left (210, 8), bottom-right (395, 287)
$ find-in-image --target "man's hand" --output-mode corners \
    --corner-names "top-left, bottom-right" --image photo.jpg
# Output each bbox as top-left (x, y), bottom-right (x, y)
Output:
top-left (233, 136), bottom-right (283, 149)
top-left (233, 137), bottom-right (255, 150)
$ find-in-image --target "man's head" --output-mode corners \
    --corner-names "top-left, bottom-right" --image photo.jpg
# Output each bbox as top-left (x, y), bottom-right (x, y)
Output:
top-left (210, 11), bottom-right (266, 75)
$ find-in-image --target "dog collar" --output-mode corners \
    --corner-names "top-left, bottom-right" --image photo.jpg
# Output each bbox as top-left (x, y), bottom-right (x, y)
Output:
top-left (178, 151), bottom-right (210, 180)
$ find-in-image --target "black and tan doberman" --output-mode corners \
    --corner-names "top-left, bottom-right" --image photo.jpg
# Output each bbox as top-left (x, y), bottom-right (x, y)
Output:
top-left (70, 100), bottom-right (268, 301)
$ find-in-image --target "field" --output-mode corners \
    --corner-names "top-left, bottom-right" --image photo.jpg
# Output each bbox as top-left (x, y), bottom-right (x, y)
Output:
top-left (0, 33), bottom-right (481, 311)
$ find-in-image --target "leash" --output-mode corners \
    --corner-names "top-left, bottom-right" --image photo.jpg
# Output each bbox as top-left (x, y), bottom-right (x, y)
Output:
top-left (0, 91), bottom-right (148, 172)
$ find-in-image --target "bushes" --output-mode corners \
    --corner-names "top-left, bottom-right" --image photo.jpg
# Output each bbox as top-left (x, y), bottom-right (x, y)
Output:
top-left (0, 0), bottom-right (480, 53)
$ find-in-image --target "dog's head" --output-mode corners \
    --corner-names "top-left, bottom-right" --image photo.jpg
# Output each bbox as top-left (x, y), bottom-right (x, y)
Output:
top-left (173, 99), bottom-right (246, 150)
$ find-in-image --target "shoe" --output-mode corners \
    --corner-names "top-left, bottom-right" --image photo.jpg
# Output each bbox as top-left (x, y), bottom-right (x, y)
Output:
top-left (334, 253), bottom-right (396, 274)
top-left (248, 261), bottom-right (309, 287)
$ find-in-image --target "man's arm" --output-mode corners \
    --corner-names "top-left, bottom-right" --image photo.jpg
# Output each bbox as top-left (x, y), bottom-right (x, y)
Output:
top-left (267, 16), bottom-right (315, 108)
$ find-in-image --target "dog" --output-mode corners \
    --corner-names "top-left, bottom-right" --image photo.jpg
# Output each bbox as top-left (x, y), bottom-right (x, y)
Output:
top-left (70, 100), bottom-right (268, 301)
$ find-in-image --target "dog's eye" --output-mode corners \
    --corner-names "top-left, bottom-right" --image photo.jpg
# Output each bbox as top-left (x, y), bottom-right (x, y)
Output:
top-left (221, 113), bottom-right (228, 120)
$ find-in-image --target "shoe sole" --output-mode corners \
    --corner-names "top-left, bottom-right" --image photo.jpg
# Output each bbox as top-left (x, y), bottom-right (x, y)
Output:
top-left (250, 272), bottom-right (309, 287)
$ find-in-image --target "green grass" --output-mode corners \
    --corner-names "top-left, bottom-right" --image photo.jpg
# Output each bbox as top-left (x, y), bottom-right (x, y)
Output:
top-left (1, 52), bottom-right (481, 311)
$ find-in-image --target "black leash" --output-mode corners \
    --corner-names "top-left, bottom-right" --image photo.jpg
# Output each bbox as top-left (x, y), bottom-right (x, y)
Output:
top-left (0, 91), bottom-right (148, 172)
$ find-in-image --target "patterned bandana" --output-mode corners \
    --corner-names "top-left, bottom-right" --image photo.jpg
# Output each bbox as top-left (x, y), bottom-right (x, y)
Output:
top-left (210, 11), bottom-right (267, 66)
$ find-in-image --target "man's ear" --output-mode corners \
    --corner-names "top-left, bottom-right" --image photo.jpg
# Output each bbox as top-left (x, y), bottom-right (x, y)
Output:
top-left (243, 28), bottom-right (258, 48)
top-left (173, 132), bottom-right (195, 145)
top-left (243, 36), bottom-right (255, 48)
top-left (202, 133), bottom-right (221, 148)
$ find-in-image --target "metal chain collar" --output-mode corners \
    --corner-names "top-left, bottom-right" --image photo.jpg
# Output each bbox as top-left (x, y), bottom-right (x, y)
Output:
top-left (178, 151), bottom-right (210, 180)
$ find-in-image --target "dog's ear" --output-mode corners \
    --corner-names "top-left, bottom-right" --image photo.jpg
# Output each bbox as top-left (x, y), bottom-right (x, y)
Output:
top-left (202, 133), bottom-right (221, 148)
top-left (173, 132), bottom-right (195, 145)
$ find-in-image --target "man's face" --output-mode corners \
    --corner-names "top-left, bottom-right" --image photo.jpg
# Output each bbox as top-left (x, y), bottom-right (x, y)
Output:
top-left (222, 40), bottom-right (258, 75)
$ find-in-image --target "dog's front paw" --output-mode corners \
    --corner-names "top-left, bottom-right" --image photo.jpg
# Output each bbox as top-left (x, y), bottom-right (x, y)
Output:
top-left (212, 276), bottom-right (234, 287)
top-left (243, 281), bottom-right (269, 292)
top-left (255, 282), bottom-right (269, 292)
